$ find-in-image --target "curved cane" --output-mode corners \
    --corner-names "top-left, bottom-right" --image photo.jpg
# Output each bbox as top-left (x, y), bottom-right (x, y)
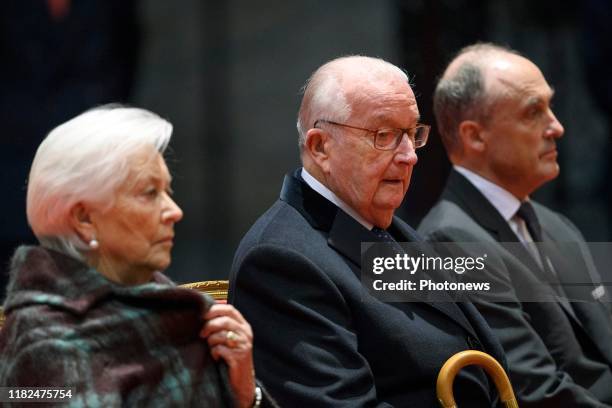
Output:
top-left (437, 350), bottom-right (518, 408)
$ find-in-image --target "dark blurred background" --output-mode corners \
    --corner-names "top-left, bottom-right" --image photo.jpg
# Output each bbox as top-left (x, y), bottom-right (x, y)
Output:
top-left (1, 0), bottom-right (610, 297)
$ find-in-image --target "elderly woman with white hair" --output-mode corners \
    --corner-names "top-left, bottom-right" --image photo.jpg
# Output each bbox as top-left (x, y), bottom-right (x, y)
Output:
top-left (0, 105), bottom-right (274, 407)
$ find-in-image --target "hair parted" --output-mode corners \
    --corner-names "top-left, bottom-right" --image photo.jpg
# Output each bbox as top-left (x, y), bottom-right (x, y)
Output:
top-left (26, 104), bottom-right (173, 260)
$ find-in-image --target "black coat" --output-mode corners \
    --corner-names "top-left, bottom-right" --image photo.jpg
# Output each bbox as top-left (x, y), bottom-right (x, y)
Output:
top-left (229, 169), bottom-right (506, 407)
top-left (419, 169), bottom-right (612, 407)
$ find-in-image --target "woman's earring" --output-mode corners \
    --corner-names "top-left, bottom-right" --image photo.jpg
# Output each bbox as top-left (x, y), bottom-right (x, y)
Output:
top-left (89, 237), bottom-right (99, 250)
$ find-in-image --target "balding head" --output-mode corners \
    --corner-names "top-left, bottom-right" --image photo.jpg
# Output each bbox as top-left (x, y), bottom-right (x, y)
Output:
top-left (296, 55), bottom-right (420, 228)
top-left (296, 55), bottom-right (410, 152)
top-left (435, 43), bottom-right (564, 199)
top-left (434, 43), bottom-right (521, 157)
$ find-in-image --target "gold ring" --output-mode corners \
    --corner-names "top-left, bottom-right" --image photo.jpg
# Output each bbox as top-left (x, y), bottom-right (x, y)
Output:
top-left (226, 330), bottom-right (239, 347)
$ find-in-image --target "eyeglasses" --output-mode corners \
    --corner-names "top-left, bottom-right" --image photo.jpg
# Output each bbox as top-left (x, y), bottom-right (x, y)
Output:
top-left (314, 119), bottom-right (430, 151)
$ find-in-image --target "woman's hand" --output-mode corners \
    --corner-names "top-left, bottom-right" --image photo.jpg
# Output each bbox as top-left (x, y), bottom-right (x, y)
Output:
top-left (201, 303), bottom-right (256, 408)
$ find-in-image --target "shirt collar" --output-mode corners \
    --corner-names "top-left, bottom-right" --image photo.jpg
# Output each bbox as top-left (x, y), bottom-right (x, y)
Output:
top-left (301, 167), bottom-right (374, 230)
top-left (453, 165), bottom-right (524, 221)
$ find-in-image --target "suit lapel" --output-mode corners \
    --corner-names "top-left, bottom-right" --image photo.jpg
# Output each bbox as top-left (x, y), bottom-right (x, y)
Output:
top-left (444, 170), bottom-right (581, 325)
top-left (538, 220), bottom-right (610, 346)
top-left (444, 171), bottom-right (521, 242)
top-left (281, 169), bottom-right (480, 338)
top-left (327, 209), bottom-right (479, 339)
top-left (280, 170), bottom-right (338, 231)
top-left (444, 170), bottom-right (557, 277)
top-left (326, 209), bottom-right (371, 265)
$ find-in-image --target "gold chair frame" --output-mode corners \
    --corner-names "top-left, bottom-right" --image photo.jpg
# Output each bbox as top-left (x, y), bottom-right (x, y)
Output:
top-left (180, 280), bottom-right (229, 302)
top-left (0, 280), bottom-right (229, 329)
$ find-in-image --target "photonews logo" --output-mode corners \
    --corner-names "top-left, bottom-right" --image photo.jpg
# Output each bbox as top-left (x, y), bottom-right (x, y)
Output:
top-left (362, 241), bottom-right (612, 303)
top-left (361, 242), bottom-right (495, 302)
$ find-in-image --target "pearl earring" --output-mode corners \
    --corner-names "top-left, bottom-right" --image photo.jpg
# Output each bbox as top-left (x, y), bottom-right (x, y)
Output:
top-left (89, 238), bottom-right (99, 250)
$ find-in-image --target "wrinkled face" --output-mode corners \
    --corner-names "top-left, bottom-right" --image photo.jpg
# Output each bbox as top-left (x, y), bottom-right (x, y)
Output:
top-left (91, 149), bottom-right (183, 284)
top-left (481, 55), bottom-right (564, 198)
top-left (324, 79), bottom-right (420, 228)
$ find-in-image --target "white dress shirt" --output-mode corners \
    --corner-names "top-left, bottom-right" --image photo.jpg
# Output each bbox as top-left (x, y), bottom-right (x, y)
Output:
top-left (454, 166), bottom-right (545, 267)
top-left (454, 166), bottom-right (536, 243)
top-left (301, 168), bottom-right (374, 230)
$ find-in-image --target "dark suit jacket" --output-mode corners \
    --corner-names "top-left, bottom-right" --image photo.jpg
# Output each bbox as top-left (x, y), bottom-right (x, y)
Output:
top-left (419, 169), bottom-right (612, 407)
top-left (229, 169), bottom-right (507, 407)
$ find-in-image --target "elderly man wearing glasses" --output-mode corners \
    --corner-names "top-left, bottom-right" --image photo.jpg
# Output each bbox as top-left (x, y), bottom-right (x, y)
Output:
top-left (229, 56), bottom-right (506, 407)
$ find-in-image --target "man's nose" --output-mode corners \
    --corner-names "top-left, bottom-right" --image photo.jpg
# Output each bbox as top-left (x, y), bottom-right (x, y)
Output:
top-left (394, 133), bottom-right (418, 166)
top-left (546, 110), bottom-right (564, 139)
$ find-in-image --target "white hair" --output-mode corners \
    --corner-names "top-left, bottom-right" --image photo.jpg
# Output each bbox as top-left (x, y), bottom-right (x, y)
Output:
top-left (296, 70), bottom-right (351, 146)
top-left (296, 55), bottom-right (409, 148)
top-left (26, 104), bottom-right (173, 260)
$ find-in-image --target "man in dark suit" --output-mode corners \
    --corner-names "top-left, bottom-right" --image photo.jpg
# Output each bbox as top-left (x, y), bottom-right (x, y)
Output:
top-left (229, 55), bottom-right (507, 407)
top-left (419, 43), bottom-right (612, 407)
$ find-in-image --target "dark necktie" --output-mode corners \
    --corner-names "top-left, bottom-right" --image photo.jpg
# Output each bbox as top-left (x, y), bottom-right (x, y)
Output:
top-left (371, 227), bottom-right (397, 243)
top-left (516, 202), bottom-right (558, 283)
top-left (371, 228), bottom-right (453, 301)
top-left (517, 203), bottom-right (577, 314)
top-left (516, 201), bottom-right (543, 242)
top-left (371, 227), bottom-right (406, 255)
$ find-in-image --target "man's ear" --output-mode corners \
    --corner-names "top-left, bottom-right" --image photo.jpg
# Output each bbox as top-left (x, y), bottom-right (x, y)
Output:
top-left (304, 128), bottom-right (332, 173)
top-left (458, 120), bottom-right (486, 153)
top-left (69, 202), bottom-right (95, 243)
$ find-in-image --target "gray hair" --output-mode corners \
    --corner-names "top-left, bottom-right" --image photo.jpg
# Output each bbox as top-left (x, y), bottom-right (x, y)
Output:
top-left (296, 55), bottom-right (409, 149)
top-left (433, 43), bottom-right (521, 154)
top-left (26, 104), bottom-right (173, 260)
